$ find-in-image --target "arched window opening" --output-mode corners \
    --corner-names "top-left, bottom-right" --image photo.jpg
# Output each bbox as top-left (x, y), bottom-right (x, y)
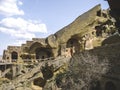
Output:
top-left (11, 51), bottom-right (18, 61)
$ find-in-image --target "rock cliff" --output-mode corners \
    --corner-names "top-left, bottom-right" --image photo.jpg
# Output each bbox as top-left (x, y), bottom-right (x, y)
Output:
top-left (1, 3), bottom-right (120, 90)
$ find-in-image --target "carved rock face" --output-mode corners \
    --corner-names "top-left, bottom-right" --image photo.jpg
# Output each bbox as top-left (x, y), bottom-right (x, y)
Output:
top-left (47, 34), bottom-right (58, 48)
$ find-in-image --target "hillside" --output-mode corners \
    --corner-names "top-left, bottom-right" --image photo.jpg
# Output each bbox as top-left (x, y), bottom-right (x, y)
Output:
top-left (43, 42), bottom-right (120, 90)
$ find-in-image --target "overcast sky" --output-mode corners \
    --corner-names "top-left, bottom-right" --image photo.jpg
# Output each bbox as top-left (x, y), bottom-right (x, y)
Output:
top-left (0, 0), bottom-right (109, 55)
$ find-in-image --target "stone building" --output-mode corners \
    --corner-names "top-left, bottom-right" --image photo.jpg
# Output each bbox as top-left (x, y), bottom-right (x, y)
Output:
top-left (2, 4), bottom-right (116, 63)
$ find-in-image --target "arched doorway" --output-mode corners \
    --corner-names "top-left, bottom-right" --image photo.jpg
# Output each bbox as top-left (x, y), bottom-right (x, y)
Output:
top-left (105, 81), bottom-right (116, 90)
top-left (11, 51), bottom-right (18, 61)
top-left (67, 38), bottom-right (80, 54)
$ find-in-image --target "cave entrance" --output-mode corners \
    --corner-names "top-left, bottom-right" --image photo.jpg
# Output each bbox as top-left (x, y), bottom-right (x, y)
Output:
top-left (33, 77), bottom-right (46, 87)
top-left (35, 48), bottom-right (53, 60)
top-left (29, 42), bottom-right (53, 60)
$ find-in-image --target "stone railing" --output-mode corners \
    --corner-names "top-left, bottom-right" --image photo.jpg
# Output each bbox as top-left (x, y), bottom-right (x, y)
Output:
top-left (0, 55), bottom-right (70, 66)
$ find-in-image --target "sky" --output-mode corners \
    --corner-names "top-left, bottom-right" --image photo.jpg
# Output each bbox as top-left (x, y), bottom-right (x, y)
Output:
top-left (0, 0), bottom-right (109, 55)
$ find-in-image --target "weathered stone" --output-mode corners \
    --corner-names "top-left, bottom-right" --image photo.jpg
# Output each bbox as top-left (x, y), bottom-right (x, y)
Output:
top-left (47, 34), bottom-right (58, 48)
top-left (3, 4), bottom-right (116, 62)
top-left (1, 2), bottom-right (120, 90)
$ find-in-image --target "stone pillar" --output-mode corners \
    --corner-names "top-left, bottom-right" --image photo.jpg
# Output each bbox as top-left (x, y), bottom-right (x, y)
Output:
top-left (60, 44), bottom-right (66, 56)
top-left (52, 48), bottom-right (58, 57)
top-left (12, 65), bottom-right (16, 78)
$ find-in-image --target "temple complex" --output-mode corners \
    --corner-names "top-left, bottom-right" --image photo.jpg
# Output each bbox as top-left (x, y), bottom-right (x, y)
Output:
top-left (2, 5), bottom-right (116, 63)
